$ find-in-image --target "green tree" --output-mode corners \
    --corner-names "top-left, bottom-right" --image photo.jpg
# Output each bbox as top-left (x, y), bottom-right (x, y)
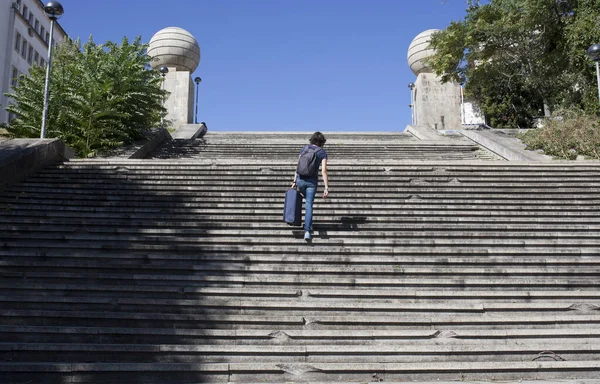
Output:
top-left (5, 36), bottom-right (166, 157)
top-left (428, 0), bottom-right (600, 127)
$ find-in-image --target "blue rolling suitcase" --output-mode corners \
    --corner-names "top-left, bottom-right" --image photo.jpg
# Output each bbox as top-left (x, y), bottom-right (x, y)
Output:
top-left (283, 188), bottom-right (302, 226)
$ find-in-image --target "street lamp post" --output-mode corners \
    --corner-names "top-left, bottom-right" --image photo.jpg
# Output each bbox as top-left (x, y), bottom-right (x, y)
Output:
top-left (40, 1), bottom-right (64, 139)
top-left (408, 82), bottom-right (415, 125)
top-left (587, 44), bottom-right (600, 105)
top-left (159, 66), bottom-right (169, 128)
top-left (194, 77), bottom-right (202, 124)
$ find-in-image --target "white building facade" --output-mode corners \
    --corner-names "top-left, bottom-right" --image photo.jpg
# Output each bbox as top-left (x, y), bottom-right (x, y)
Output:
top-left (0, 0), bottom-right (67, 125)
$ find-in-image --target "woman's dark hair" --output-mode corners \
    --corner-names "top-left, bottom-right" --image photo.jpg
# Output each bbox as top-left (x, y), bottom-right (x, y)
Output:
top-left (309, 132), bottom-right (326, 147)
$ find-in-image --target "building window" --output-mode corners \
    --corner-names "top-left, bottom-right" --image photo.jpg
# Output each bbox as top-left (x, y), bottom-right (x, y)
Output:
top-left (28, 46), bottom-right (33, 64)
top-left (35, 19), bottom-right (39, 33)
top-left (34, 51), bottom-right (39, 65)
top-left (14, 32), bottom-right (21, 52)
top-left (40, 26), bottom-right (45, 38)
top-left (21, 39), bottom-right (27, 59)
top-left (45, 32), bottom-right (49, 44)
top-left (22, 5), bottom-right (28, 19)
top-left (40, 57), bottom-right (45, 68)
top-left (11, 67), bottom-right (19, 87)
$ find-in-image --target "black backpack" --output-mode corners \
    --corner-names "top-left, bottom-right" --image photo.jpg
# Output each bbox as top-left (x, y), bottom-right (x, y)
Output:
top-left (296, 146), bottom-right (321, 177)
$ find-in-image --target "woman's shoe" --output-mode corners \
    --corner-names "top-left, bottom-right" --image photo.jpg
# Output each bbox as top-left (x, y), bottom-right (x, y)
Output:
top-left (304, 231), bottom-right (312, 241)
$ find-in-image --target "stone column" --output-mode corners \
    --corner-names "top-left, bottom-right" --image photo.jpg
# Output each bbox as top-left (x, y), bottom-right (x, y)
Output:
top-left (413, 73), bottom-right (462, 130)
top-left (163, 68), bottom-right (195, 127)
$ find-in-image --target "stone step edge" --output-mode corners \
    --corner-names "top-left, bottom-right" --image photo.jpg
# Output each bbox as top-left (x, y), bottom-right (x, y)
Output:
top-left (1, 246), bottom-right (595, 256)
top-left (8, 272), bottom-right (600, 287)
top-left (4, 295), bottom-right (600, 312)
top-left (3, 341), bottom-right (600, 354)
top-left (1, 360), bottom-right (599, 373)
top-left (3, 228), bottom-right (599, 238)
top-left (3, 237), bottom-right (599, 248)
top-left (4, 284), bottom-right (600, 300)
top-left (66, 158), bottom-right (600, 165)
top-left (2, 325), bottom-right (600, 339)
top-left (4, 261), bottom-right (600, 276)
top-left (4, 309), bottom-right (600, 325)
top-left (0, 218), bottom-right (600, 226)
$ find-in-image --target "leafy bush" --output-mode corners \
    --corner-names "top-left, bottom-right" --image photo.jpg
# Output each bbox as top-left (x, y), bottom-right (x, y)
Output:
top-left (520, 110), bottom-right (600, 160)
top-left (428, 0), bottom-right (600, 126)
top-left (4, 37), bottom-right (166, 157)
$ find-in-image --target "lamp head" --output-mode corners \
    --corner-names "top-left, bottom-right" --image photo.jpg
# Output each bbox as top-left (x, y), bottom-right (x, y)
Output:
top-left (159, 66), bottom-right (169, 76)
top-left (408, 82), bottom-right (415, 90)
top-left (587, 44), bottom-right (600, 62)
top-left (194, 77), bottom-right (202, 84)
top-left (44, 1), bottom-right (64, 20)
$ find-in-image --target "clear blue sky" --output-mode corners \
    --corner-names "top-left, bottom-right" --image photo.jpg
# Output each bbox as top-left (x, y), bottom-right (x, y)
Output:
top-left (57, 0), bottom-right (471, 132)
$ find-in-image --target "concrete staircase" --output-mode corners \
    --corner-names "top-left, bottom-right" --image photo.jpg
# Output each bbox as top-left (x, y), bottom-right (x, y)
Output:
top-left (0, 132), bottom-right (599, 383)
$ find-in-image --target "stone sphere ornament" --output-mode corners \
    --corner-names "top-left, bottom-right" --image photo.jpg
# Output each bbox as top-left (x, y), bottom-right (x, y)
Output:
top-left (148, 27), bottom-right (201, 72)
top-left (407, 29), bottom-right (440, 76)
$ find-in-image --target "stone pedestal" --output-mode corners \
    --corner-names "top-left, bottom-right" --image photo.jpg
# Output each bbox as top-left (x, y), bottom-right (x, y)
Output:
top-left (413, 73), bottom-right (462, 131)
top-left (163, 68), bottom-right (195, 128)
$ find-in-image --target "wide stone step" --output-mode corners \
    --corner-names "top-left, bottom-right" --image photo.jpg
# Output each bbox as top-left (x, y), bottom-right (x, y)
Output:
top-left (15, 184), bottom-right (599, 195)
top-left (3, 295), bottom-right (600, 317)
top-left (1, 243), bottom-right (594, 255)
top-left (3, 215), bottom-right (600, 229)
top-left (3, 270), bottom-right (600, 290)
top-left (28, 165), bottom-right (600, 177)
top-left (2, 207), bottom-right (598, 222)
top-left (1, 360), bottom-right (600, 382)
top-left (2, 226), bottom-right (599, 239)
top-left (4, 202), bottom-right (599, 217)
top-left (10, 178), bottom-right (600, 190)
top-left (4, 247), bottom-right (599, 276)
top-left (3, 283), bottom-right (600, 302)
top-left (148, 148), bottom-right (485, 160)
top-left (3, 192), bottom-right (600, 206)
top-left (2, 259), bottom-right (600, 279)
top-left (38, 165), bottom-right (600, 177)
top-left (56, 167), bottom-right (599, 183)
top-left (2, 218), bottom-right (600, 234)
top-left (3, 246), bottom-right (600, 270)
top-left (3, 309), bottom-right (600, 330)
top-left (63, 158), bottom-right (600, 170)
top-left (42, 169), bottom-right (600, 181)
top-left (2, 233), bottom-right (599, 249)
top-left (3, 341), bottom-right (599, 364)
top-left (5, 181), bottom-right (598, 196)
top-left (3, 325), bottom-right (600, 345)
top-left (1, 239), bottom-right (599, 255)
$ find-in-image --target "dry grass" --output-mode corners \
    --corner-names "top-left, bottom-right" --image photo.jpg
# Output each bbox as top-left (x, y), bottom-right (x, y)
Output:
top-left (0, 128), bottom-right (10, 143)
top-left (520, 111), bottom-right (600, 160)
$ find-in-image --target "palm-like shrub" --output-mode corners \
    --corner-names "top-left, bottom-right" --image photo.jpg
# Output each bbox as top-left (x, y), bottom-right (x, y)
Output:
top-left (5, 36), bottom-right (165, 157)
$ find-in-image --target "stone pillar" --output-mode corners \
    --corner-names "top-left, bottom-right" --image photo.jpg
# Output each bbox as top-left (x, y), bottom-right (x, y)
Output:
top-left (163, 68), bottom-right (195, 127)
top-left (413, 73), bottom-right (462, 131)
top-left (148, 26), bottom-right (201, 129)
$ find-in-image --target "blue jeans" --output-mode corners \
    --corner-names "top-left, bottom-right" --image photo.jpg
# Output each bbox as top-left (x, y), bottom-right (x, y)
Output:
top-left (296, 179), bottom-right (317, 232)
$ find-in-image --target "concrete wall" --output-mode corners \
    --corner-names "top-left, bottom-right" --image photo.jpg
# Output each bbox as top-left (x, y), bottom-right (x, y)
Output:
top-left (0, 138), bottom-right (74, 191)
top-left (463, 100), bottom-right (485, 125)
top-left (413, 73), bottom-right (462, 131)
